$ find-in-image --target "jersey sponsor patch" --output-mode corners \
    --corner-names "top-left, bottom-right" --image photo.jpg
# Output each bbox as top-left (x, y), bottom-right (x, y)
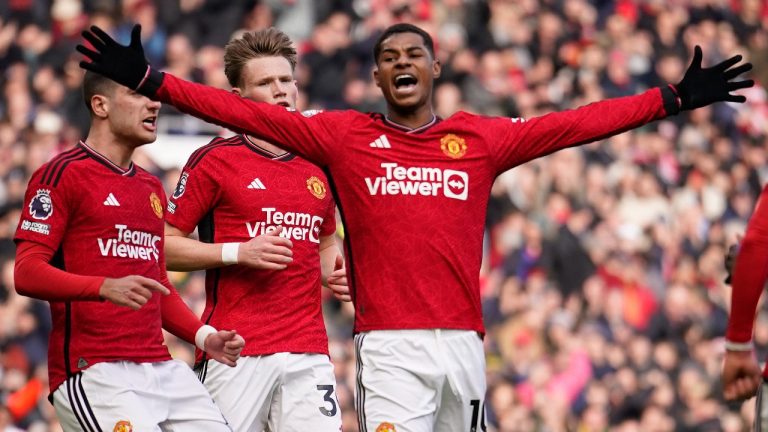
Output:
top-left (364, 162), bottom-right (469, 201)
top-left (19, 220), bottom-right (50, 235)
top-left (172, 172), bottom-right (189, 199)
top-left (29, 189), bottom-right (53, 220)
top-left (440, 134), bottom-right (467, 159)
top-left (98, 224), bottom-right (161, 262)
top-left (246, 207), bottom-right (323, 243)
top-left (306, 176), bottom-right (327, 199)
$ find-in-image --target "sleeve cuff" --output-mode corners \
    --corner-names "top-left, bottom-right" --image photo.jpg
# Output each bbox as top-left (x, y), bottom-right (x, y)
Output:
top-left (661, 85), bottom-right (681, 116)
top-left (194, 325), bottom-right (217, 351)
top-left (137, 67), bottom-right (164, 98)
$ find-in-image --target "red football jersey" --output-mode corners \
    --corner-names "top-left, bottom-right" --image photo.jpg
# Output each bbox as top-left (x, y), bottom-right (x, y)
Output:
top-left (14, 142), bottom-right (172, 392)
top-left (165, 135), bottom-right (337, 359)
top-left (157, 75), bottom-right (677, 334)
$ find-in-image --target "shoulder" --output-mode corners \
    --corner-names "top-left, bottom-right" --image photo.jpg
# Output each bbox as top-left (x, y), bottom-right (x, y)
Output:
top-left (32, 146), bottom-right (91, 189)
top-left (183, 135), bottom-right (243, 170)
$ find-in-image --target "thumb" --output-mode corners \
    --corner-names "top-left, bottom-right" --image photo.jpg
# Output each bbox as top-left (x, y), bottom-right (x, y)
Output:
top-left (691, 45), bottom-right (703, 70)
top-left (218, 329), bottom-right (236, 340)
top-left (130, 24), bottom-right (142, 48)
top-left (266, 225), bottom-right (283, 236)
top-left (334, 254), bottom-right (344, 271)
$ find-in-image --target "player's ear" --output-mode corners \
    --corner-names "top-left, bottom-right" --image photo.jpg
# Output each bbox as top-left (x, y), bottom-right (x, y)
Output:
top-left (91, 94), bottom-right (109, 119)
top-left (373, 67), bottom-right (382, 89)
top-left (232, 88), bottom-right (242, 96)
top-left (432, 59), bottom-right (441, 79)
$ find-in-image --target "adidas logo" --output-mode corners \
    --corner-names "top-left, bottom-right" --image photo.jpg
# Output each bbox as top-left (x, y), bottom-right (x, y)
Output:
top-left (248, 178), bottom-right (266, 190)
top-left (369, 135), bottom-right (391, 149)
top-left (103, 193), bottom-right (120, 206)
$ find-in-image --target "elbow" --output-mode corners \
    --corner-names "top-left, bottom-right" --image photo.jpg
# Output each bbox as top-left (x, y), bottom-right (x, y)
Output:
top-left (13, 262), bottom-right (32, 297)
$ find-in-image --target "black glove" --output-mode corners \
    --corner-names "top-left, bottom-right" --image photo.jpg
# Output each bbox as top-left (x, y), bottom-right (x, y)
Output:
top-left (674, 45), bottom-right (754, 111)
top-left (77, 24), bottom-right (153, 94)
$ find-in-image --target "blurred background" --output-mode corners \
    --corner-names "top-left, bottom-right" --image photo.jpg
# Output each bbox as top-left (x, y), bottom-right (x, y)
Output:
top-left (0, 0), bottom-right (767, 431)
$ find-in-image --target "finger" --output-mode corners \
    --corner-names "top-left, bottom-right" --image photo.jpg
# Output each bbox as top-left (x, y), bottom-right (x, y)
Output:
top-left (128, 291), bottom-right (149, 306)
top-left (727, 80), bottom-right (754, 91)
top-left (217, 330), bottom-right (235, 340)
top-left (90, 25), bottom-right (118, 47)
top-left (118, 294), bottom-right (142, 310)
top-left (76, 45), bottom-right (102, 61)
top-left (254, 262), bottom-right (288, 270)
top-left (130, 24), bottom-right (142, 48)
top-left (267, 236), bottom-right (293, 248)
top-left (725, 94), bottom-right (747, 103)
top-left (133, 286), bottom-right (154, 301)
top-left (714, 54), bottom-right (743, 72)
top-left (139, 277), bottom-right (171, 295)
top-left (265, 225), bottom-right (283, 236)
top-left (724, 62), bottom-right (753, 80)
top-left (79, 61), bottom-right (104, 74)
top-left (81, 30), bottom-right (106, 49)
top-left (262, 246), bottom-right (293, 258)
top-left (690, 45), bottom-right (703, 70)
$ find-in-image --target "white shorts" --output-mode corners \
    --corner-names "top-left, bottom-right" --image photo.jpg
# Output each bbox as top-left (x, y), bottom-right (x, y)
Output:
top-left (354, 329), bottom-right (487, 432)
top-left (52, 359), bottom-right (231, 432)
top-left (198, 353), bottom-right (342, 432)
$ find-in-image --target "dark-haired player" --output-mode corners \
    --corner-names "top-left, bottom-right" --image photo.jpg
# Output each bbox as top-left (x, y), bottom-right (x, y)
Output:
top-left (78, 23), bottom-right (753, 431)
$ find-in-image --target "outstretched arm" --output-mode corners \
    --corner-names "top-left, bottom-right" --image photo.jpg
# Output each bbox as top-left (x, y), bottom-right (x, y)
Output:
top-left (489, 47), bottom-right (752, 172)
top-left (77, 25), bottom-right (347, 167)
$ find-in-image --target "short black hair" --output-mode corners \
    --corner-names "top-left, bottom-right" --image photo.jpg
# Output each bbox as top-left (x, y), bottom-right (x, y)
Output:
top-left (82, 70), bottom-right (117, 114)
top-left (373, 23), bottom-right (435, 63)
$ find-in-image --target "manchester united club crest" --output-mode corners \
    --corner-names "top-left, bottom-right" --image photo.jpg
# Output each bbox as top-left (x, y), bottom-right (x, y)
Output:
top-left (149, 192), bottom-right (163, 219)
top-left (376, 422), bottom-right (397, 432)
top-left (113, 420), bottom-right (133, 432)
top-left (29, 189), bottom-right (53, 220)
top-left (307, 176), bottom-right (327, 199)
top-left (440, 134), bottom-right (467, 159)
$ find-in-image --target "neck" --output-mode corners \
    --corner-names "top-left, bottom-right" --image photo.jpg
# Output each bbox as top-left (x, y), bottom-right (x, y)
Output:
top-left (385, 104), bottom-right (436, 130)
top-left (84, 128), bottom-right (135, 169)
top-left (246, 135), bottom-right (287, 156)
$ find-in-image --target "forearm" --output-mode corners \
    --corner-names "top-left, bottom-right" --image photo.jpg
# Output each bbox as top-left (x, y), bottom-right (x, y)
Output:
top-left (727, 227), bottom-right (768, 342)
top-left (727, 188), bottom-right (768, 342)
top-left (152, 71), bottom-right (328, 164)
top-left (319, 240), bottom-right (339, 286)
top-left (165, 234), bottom-right (232, 271)
top-left (502, 87), bottom-right (679, 168)
top-left (14, 241), bottom-right (103, 301)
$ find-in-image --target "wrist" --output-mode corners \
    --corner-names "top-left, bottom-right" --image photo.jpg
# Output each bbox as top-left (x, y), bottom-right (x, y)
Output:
top-left (725, 339), bottom-right (754, 352)
top-left (195, 325), bottom-right (217, 351)
top-left (221, 242), bottom-right (240, 265)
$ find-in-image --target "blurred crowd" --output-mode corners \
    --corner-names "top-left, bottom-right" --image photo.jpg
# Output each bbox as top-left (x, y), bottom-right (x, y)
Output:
top-left (0, 0), bottom-right (767, 431)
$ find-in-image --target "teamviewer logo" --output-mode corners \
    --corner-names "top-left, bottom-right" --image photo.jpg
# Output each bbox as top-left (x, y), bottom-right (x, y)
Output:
top-left (443, 170), bottom-right (468, 200)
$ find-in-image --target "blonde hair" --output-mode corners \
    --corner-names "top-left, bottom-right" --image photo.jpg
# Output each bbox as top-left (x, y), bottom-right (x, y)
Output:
top-left (224, 28), bottom-right (297, 88)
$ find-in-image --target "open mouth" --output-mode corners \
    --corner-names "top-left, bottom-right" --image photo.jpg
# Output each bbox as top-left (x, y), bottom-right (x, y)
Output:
top-left (394, 74), bottom-right (418, 93)
top-left (142, 116), bottom-right (157, 131)
top-left (276, 101), bottom-right (291, 108)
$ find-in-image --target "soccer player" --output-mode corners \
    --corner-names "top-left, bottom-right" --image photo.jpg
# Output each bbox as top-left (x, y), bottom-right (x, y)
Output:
top-left (13, 70), bottom-right (245, 432)
top-left (722, 184), bottom-right (768, 428)
top-left (77, 23), bottom-right (753, 431)
top-left (163, 28), bottom-right (347, 431)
